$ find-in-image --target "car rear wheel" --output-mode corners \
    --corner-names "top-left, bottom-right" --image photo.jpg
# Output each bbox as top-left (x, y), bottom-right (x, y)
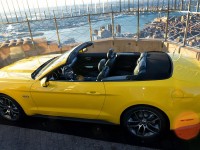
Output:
top-left (0, 95), bottom-right (24, 121)
top-left (122, 105), bottom-right (169, 141)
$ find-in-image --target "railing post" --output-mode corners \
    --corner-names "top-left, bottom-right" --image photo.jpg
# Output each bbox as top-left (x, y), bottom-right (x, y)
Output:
top-left (88, 14), bottom-right (93, 41)
top-left (46, 0), bottom-right (51, 18)
top-left (26, 0), bottom-right (32, 20)
top-left (147, 0), bottom-right (149, 11)
top-left (16, 0), bottom-right (23, 21)
top-left (5, 0), bottom-right (13, 22)
top-left (53, 11), bottom-right (62, 53)
top-left (180, 0), bottom-right (184, 10)
top-left (183, 3), bottom-right (191, 46)
top-left (165, 1), bottom-right (170, 41)
top-left (26, 13), bottom-right (36, 50)
top-left (119, 0), bottom-right (122, 12)
top-left (137, 0), bottom-right (140, 39)
top-left (157, 0), bottom-right (160, 11)
top-left (174, 0), bottom-right (177, 10)
top-left (0, 13), bottom-right (3, 23)
top-left (142, 0), bottom-right (144, 10)
top-left (189, 0), bottom-right (192, 11)
top-left (10, 0), bottom-right (18, 22)
top-left (197, 0), bottom-right (200, 12)
top-left (37, 0), bottom-right (42, 19)
top-left (111, 11), bottom-right (114, 38)
top-left (44, 11), bottom-right (47, 19)
top-left (0, 0), bottom-right (9, 23)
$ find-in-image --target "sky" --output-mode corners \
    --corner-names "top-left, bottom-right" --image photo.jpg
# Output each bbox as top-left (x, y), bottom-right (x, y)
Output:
top-left (0, 0), bottom-right (112, 13)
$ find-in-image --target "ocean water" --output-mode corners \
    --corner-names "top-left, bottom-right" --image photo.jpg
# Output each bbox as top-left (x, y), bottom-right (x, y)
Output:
top-left (42, 12), bottom-right (171, 43)
top-left (0, 12), bottom-right (183, 43)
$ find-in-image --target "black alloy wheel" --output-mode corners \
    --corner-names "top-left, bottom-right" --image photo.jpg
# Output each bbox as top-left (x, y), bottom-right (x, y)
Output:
top-left (122, 105), bottom-right (169, 140)
top-left (0, 95), bottom-right (23, 121)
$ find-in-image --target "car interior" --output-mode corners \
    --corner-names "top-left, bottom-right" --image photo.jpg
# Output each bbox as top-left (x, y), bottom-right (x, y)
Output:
top-left (47, 49), bottom-right (173, 82)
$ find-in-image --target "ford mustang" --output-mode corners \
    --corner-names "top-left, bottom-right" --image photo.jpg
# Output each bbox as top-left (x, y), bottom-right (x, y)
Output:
top-left (0, 41), bottom-right (200, 140)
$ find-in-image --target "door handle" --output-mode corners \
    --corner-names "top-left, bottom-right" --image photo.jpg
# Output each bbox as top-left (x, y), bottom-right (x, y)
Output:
top-left (86, 91), bottom-right (100, 95)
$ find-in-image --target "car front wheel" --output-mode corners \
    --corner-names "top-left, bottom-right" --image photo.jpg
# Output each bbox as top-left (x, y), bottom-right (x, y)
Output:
top-left (122, 105), bottom-right (169, 141)
top-left (0, 95), bottom-right (24, 121)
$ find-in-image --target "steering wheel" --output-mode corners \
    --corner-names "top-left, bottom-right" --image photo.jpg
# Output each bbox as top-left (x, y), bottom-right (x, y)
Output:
top-left (63, 65), bottom-right (75, 80)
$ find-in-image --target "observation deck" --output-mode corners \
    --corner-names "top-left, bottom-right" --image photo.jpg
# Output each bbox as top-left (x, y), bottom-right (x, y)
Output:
top-left (0, 0), bottom-right (199, 67)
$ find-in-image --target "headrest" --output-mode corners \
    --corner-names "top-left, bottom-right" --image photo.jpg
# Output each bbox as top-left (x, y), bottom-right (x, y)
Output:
top-left (98, 59), bottom-right (106, 72)
top-left (107, 48), bottom-right (115, 59)
top-left (137, 52), bottom-right (147, 64)
top-left (134, 54), bottom-right (147, 76)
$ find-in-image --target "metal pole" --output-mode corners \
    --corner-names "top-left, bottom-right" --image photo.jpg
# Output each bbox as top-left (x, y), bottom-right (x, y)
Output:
top-left (44, 11), bottom-right (47, 19)
top-left (25, 13), bottom-right (35, 47)
top-left (137, 0), bottom-right (140, 39)
top-left (128, 0), bottom-right (130, 12)
top-left (147, 0), bottom-right (149, 11)
top-left (32, 2), bottom-right (38, 20)
top-left (26, 0), bottom-right (32, 20)
top-left (133, 0), bottom-right (134, 9)
top-left (16, 0), bottom-right (23, 20)
top-left (65, 0), bottom-right (68, 15)
top-left (162, 0), bottom-right (164, 10)
top-left (53, 11), bottom-right (61, 50)
top-left (165, 1), bottom-right (170, 41)
top-left (119, 0), bottom-right (122, 12)
top-left (74, 0), bottom-right (76, 15)
top-left (37, 0), bottom-right (42, 19)
top-left (152, 0), bottom-right (154, 9)
top-left (188, 0), bottom-right (192, 11)
top-left (82, 0), bottom-right (85, 14)
top-left (174, 0), bottom-right (177, 10)
top-left (34, 12), bottom-right (38, 20)
top-left (183, 3), bottom-right (191, 46)
top-left (91, 0), bottom-right (93, 12)
top-left (142, 0), bottom-right (144, 10)
top-left (55, 0), bottom-right (59, 16)
top-left (197, 0), bottom-right (200, 12)
top-left (10, 0), bottom-right (18, 22)
top-left (181, 0), bottom-right (184, 10)
top-left (111, 11), bottom-right (114, 38)
top-left (0, 13), bottom-right (3, 23)
top-left (157, 0), bottom-right (159, 11)
top-left (46, 0), bottom-right (51, 18)
top-left (5, 0), bottom-right (13, 22)
top-left (61, 5), bottom-right (65, 18)
top-left (53, 11), bottom-right (62, 53)
top-left (88, 14), bottom-right (93, 41)
top-left (124, 0), bottom-right (125, 11)
top-left (0, 0), bottom-right (9, 23)
top-left (99, 0), bottom-right (101, 13)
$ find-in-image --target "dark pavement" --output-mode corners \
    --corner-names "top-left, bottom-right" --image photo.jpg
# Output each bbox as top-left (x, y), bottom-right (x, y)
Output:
top-left (0, 117), bottom-right (199, 150)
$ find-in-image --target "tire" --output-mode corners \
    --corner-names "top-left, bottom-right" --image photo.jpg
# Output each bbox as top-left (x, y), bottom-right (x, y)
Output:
top-left (0, 95), bottom-right (24, 122)
top-left (121, 105), bottom-right (169, 141)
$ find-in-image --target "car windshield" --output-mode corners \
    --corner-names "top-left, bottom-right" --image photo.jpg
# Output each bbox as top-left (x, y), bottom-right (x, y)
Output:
top-left (32, 46), bottom-right (77, 80)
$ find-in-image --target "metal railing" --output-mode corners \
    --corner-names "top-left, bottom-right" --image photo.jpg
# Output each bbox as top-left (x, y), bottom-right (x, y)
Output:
top-left (0, 0), bottom-right (199, 50)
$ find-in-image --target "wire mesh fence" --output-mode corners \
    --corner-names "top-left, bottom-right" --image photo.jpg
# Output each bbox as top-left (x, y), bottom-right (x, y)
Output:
top-left (0, 0), bottom-right (200, 52)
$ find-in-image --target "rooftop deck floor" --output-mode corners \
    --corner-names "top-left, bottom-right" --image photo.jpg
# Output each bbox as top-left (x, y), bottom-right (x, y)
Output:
top-left (0, 117), bottom-right (199, 150)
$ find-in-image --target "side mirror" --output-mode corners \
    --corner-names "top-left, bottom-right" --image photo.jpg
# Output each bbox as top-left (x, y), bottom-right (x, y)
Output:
top-left (40, 77), bottom-right (49, 87)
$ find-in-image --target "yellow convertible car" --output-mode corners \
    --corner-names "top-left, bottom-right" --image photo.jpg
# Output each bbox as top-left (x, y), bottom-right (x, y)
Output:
top-left (0, 42), bottom-right (199, 140)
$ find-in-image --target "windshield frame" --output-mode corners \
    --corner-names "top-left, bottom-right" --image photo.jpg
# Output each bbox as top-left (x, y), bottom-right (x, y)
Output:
top-left (33, 41), bottom-right (93, 80)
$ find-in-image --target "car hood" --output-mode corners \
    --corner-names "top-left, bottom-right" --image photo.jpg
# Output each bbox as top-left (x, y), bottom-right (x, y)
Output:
top-left (0, 54), bottom-right (60, 80)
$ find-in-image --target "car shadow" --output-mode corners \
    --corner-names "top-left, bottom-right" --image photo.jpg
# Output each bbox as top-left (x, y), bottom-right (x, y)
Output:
top-left (0, 116), bottom-right (199, 150)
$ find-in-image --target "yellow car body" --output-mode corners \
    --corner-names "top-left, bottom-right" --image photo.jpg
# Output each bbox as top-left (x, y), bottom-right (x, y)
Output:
top-left (0, 42), bottom-right (199, 140)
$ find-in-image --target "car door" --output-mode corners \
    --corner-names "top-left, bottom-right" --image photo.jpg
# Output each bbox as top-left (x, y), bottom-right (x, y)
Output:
top-left (30, 80), bottom-right (105, 119)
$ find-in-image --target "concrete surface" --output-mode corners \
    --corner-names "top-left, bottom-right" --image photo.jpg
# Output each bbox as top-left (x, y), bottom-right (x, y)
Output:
top-left (0, 117), bottom-right (199, 150)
